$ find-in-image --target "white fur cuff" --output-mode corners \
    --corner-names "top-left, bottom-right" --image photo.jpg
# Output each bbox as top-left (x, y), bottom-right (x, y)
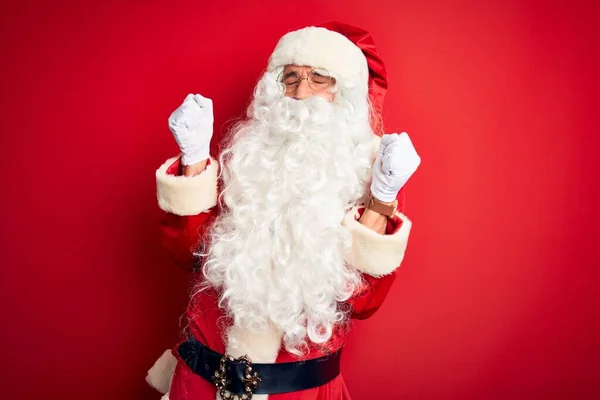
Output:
top-left (343, 207), bottom-right (412, 277)
top-left (156, 156), bottom-right (218, 216)
top-left (146, 349), bottom-right (177, 395)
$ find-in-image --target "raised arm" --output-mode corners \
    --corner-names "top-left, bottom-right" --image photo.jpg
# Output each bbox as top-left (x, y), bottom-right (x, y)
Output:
top-left (155, 94), bottom-right (218, 270)
top-left (344, 132), bottom-right (420, 318)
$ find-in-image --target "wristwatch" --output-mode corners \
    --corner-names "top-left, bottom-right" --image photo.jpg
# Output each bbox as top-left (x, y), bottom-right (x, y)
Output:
top-left (365, 193), bottom-right (398, 217)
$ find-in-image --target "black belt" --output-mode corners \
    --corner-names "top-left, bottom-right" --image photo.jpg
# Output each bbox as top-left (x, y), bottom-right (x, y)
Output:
top-left (177, 336), bottom-right (342, 397)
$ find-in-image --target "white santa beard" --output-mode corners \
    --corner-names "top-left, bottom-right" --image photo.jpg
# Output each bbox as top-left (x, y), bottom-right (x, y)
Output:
top-left (200, 77), bottom-right (374, 355)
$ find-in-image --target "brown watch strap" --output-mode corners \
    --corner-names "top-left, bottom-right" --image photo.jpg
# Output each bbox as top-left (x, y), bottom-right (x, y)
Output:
top-left (366, 194), bottom-right (398, 217)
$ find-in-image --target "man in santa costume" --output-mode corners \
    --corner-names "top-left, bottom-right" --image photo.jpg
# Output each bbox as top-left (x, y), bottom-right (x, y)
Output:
top-left (147, 22), bottom-right (421, 399)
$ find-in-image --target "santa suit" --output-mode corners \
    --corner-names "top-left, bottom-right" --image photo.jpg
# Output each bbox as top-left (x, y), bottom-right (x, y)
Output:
top-left (146, 154), bottom-right (413, 400)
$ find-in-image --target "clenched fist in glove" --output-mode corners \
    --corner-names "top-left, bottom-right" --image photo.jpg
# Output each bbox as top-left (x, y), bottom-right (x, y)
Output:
top-left (371, 132), bottom-right (421, 202)
top-left (168, 94), bottom-right (214, 166)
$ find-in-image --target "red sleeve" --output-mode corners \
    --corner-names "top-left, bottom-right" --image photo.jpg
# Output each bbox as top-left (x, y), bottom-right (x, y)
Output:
top-left (348, 272), bottom-right (397, 320)
top-left (159, 157), bottom-right (217, 271)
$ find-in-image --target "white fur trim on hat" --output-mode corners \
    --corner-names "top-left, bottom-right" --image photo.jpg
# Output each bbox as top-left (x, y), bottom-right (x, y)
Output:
top-left (156, 156), bottom-right (218, 216)
top-left (267, 27), bottom-right (369, 94)
top-left (343, 206), bottom-right (412, 277)
top-left (146, 349), bottom-right (177, 395)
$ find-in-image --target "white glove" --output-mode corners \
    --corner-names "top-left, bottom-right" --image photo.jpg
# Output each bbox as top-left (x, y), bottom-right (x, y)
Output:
top-left (168, 93), bottom-right (214, 166)
top-left (370, 132), bottom-right (421, 202)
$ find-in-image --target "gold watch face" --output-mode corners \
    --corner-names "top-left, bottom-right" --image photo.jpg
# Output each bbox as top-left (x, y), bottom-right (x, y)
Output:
top-left (367, 196), bottom-right (397, 217)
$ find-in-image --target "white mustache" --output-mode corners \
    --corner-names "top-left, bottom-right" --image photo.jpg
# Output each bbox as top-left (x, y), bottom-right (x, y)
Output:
top-left (268, 96), bottom-right (334, 133)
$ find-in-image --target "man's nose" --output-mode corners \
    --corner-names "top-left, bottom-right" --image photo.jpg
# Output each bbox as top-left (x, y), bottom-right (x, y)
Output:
top-left (293, 79), bottom-right (312, 100)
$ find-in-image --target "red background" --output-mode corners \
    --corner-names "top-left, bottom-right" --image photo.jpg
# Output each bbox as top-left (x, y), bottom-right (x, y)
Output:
top-left (1, 1), bottom-right (599, 399)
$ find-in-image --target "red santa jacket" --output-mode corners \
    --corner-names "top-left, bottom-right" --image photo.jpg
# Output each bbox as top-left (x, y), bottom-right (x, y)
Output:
top-left (147, 155), bottom-right (413, 400)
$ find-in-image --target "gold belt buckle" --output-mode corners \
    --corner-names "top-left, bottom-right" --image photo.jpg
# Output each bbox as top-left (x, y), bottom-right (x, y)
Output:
top-left (212, 354), bottom-right (261, 399)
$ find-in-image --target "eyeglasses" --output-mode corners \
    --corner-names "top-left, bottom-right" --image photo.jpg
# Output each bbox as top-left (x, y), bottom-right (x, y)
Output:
top-left (278, 68), bottom-right (336, 94)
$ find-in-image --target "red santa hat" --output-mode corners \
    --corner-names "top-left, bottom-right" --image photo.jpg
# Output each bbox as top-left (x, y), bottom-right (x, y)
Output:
top-left (267, 21), bottom-right (389, 132)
